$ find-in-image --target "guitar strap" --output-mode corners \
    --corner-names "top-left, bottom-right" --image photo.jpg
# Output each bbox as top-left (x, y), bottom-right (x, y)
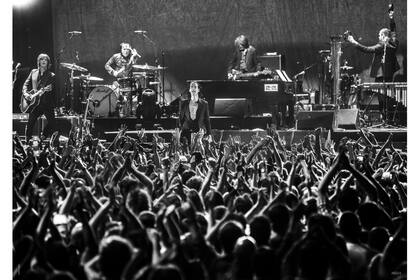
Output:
top-left (31, 69), bottom-right (39, 91)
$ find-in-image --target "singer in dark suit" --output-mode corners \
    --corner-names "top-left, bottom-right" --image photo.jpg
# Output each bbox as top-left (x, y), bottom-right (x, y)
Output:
top-left (178, 81), bottom-right (211, 145)
top-left (22, 53), bottom-right (56, 142)
top-left (347, 9), bottom-right (399, 82)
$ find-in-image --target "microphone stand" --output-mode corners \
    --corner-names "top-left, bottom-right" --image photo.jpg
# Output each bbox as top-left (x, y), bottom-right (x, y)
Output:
top-left (57, 32), bottom-right (79, 113)
top-left (381, 42), bottom-right (389, 126)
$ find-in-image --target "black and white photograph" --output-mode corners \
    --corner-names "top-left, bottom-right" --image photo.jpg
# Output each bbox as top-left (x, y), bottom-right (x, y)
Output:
top-left (10, 1), bottom-right (411, 279)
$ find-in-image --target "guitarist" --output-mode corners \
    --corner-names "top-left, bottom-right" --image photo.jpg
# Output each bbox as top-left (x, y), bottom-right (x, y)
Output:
top-left (227, 35), bottom-right (262, 80)
top-left (22, 53), bottom-right (56, 143)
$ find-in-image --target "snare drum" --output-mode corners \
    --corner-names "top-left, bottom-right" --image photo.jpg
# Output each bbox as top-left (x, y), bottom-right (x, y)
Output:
top-left (117, 77), bottom-right (136, 92)
top-left (88, 86), bottom-right (118, 117)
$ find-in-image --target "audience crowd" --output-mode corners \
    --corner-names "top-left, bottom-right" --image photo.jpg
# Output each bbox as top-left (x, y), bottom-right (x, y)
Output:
top-left (12, 126), bottom-right (407, 280)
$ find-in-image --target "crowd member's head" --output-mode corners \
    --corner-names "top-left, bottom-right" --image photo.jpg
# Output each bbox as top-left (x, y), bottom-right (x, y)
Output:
top-left (338, 187), bottom-right (360, 212)
top-left (146, 264), bottom-right (185, 280)
top-left (339, 211), bottom-right (362, 242)
top-left (139, 211), bottom-right (156, 228)
top-left (368, 226), bottom-right (390, 252)
top-left (181, 169), bottom-right (196, 185)
top-left (254, 246), bottom-right (276, 280)
top-left (250, 215), bottom-right (271, 247)
top-left (232, 236), bottom-right (257, 279)
top-left (357, 202), bottom-right (383, 231)
top-left (186, 189), bottom-right (205, 212)
top-left (127, 188), bottom-right (152, 215)
top-left (185, 175), bottom-right (203, 191)
top-left (98, 236), bottom-right (134, 280)
top-left (204, 190), bottom-right (224, 211)
top-left (218, 221), bottom-right (245, 255)
top-left (233, 194), bottom-right (253, 214)
top-left (308, 214), bottom-right (337, 241)
top-left (267, 203), bottom-right (290, 236)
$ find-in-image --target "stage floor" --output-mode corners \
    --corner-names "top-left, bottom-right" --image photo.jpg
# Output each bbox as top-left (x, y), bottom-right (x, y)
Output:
top-left (12, 114), bottom-right (407, 148)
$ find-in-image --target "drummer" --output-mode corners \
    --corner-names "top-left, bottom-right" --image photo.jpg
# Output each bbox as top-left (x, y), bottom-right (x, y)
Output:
top-left (105, 42), bottom-right (141, 116)
top-left (105, 42), bottom-right (141, 79)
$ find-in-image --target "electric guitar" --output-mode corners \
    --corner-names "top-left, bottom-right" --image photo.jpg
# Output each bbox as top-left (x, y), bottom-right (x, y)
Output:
top-left (230, 69), bottom-right (273, 80)
top-left (20, 84), bottom-right (52, 113)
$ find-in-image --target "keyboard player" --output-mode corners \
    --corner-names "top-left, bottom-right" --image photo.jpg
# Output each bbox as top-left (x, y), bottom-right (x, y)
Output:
top-left (227, 35), bottom-right (262, 80)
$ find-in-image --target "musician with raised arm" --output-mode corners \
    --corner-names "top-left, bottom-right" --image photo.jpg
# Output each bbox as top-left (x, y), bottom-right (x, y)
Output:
top-left (347, 5), bottom-right (399, 82)
top-left (21, 53), bottom-right (56, 143)
top-left (227, 35), bottom-right (262, 80)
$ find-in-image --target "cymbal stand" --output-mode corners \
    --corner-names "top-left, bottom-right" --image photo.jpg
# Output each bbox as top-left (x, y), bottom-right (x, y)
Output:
top-left (137, 32), bottom-right (166, 106)
top-left (68, 68), bottom-right (75, 114)
top-left (160, 50), bottom-right (166, 106)
top-left (81, 98), bottom-right (91, 143)
top-left (57, 32), bottom-right (79, 112)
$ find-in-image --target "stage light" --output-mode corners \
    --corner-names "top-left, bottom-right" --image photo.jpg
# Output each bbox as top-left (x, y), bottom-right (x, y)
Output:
top-left (13, 0), bottom-right (36, 8)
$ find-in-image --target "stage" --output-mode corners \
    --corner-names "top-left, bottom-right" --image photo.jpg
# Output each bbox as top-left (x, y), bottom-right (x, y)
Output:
top-left (12, 113), bottom-right (407, 148)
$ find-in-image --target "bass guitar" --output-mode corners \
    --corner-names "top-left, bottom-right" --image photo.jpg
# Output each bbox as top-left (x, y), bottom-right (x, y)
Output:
top-left (20, 84), bottom-right (52, 113)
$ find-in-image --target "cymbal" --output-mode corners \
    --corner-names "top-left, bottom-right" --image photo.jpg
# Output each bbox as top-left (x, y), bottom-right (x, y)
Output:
top-left (132, 64), bottom-right (167, 71)
top-left (74, 74), bottom-right (104, 81)
top-left (60, 62), bottom-right (88, 72)
top-left (340, 66), bottom-right (354, 70)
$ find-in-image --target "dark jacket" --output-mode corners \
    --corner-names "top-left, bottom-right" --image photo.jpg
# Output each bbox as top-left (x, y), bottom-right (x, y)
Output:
top-left (354, 18), bottom-right (399, 80)
top-left (179, 98), bottom-right (211, 135)
top-left (22, 69), bottom-right (56, 108)
top-left (228, 45), bottom-right (259, 73)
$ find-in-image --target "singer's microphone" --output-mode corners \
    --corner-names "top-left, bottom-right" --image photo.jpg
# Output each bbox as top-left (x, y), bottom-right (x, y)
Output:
top-left (134, 30), bottom-right (147, 34)
top-left (69, 31), bottom-right (82, 35)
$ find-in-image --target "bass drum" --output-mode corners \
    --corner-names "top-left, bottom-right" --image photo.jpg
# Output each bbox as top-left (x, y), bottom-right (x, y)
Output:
top-left (88, 86), bottom-right (118, 117)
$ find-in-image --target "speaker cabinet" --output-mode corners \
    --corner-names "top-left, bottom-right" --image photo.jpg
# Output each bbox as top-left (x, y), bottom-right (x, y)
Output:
top-left (296, 110), bottom-right (335, 130)
top-left (335, 109), bottom-right (359, 129)
top-left (258, 54), bottom-right (286, 71)
top-left (214, 98), bottom-right (251, 118)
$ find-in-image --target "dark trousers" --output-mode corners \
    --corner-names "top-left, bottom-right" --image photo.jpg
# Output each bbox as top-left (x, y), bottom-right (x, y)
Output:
top-left (181, 119), bottom-right (199, 147)
top-left (26, 105), bottom-right (56, 141)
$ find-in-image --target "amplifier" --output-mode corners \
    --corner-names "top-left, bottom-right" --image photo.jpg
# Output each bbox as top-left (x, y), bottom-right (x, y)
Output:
top-left (258, 54), bottom-right (286, 71)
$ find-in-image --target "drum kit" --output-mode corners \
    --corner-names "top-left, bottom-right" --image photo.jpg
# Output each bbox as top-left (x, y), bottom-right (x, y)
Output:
top-left (339, 64), bottom-right (360, 107)
top-left (60, 62), bottom-right (167, 118)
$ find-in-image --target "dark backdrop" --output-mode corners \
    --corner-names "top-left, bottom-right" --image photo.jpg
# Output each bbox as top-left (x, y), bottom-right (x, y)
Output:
top-left (13, 0), bottom-right (407, 112)
top-left (13, 0), bottom-right (54, 112)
